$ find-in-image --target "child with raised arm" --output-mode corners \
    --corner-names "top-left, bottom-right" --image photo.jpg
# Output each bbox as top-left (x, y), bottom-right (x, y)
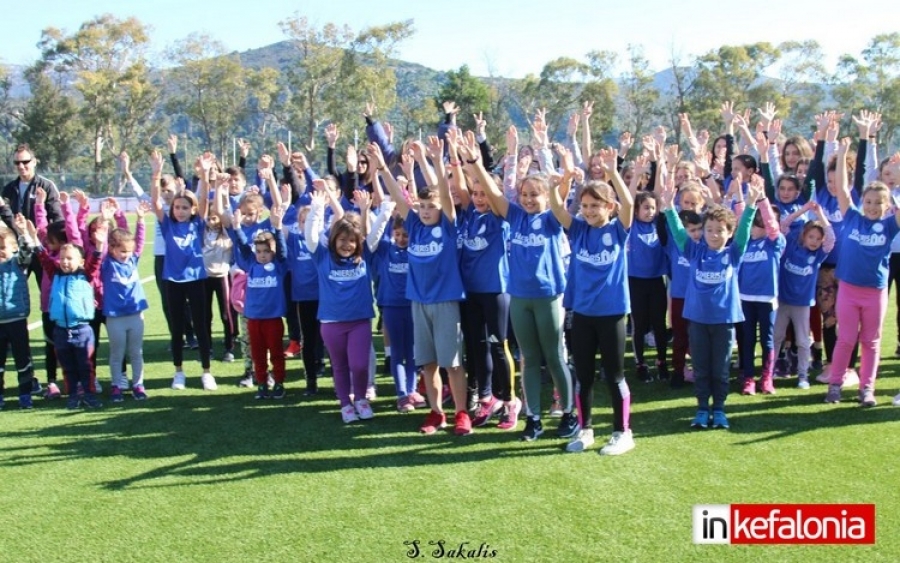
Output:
top-left (370, 137), bottom-right (472, 436)
top-left (101, 202), bottom-right (151, 401)
top-left (549, 145), bottom-right (636, 455)
top-left (825, 138), bottom-right (900, 406)
top-left (661, 174), bottom-right (762, 430)
top-left (150, 149), bottom-right (216, 391)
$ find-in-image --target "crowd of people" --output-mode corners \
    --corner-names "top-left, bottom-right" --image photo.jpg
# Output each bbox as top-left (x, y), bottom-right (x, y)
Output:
top-left (2, 99), bottom-right (899, 456)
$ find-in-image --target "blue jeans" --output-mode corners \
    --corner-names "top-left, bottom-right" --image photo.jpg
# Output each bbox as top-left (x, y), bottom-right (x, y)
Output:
top-left (688, 322), bottom-right (734, 412)
top-left (53, 324), bottom-right (95, 396)
top-left (739, 300), bottom-right (775, 379)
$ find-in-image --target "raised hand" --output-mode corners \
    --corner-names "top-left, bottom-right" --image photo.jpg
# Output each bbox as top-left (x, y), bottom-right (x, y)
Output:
top-left (652, 125), bottom-right (667, 146)
top-left (566, 112), bottom-right (579, 138)
top-left (665, 144), bottom-right (681, 167)
top-left (581, 100), bottom-right (594, 120)
top-left (425, 135), bottom-right (444, 160)
top-left (119, 151), bottom-right (131, 174)
top-left (696, 129), bottom-right (710, 151)
top-left (150, 149), bottom-right (164, 175)
top-left (555, 145), bottom-right (575, 175)
top-left (825, 119), bottom-right (840, 143)
top-left (58, 191), bottom-right (69, 205)
top-left (353, 189), bottom-right (371, 211)
top-left (531, 108), bottom-right (549, 148)
top-left (458, 130), bottom-right (480, 163)
top-left (441, 100), bottom-right (460, 117)
top-left (383, 121), bottom-right (394, 144)
top-left (238, 138), bottom-right (251, 158)
top-left (367, 142), bottom-right (387, 169)
top-left (400, 153), bottom-right (415, 177)
top-left (269, 203), bottom-right (285, 229)
top-left (757, 102), bottom-right (777, 127)
top-left (167, 134), bottom-right (178, 154)
top-left (346, 145), bottom-right (358, 171)
top-left (505, 125), bottom-right (518, 156)
top-left (100, 200), bottom-right (115, 222)
top-left (410, 140), bottom-right (427, 163)
top-left (325, 123), bottom-right (339, 148)
top-left (276, 142), bottom-right (291, 166)
top-left (836, 136), bottom-right (851, 156)
top-left (633, 154), bottom-right (651, 177)
top-left (747, 175), bottom-right (765, 203)
top-left (312, 178), bottom-right (328, 192)
top-left (767, 118), bottom-right (782, 140)
top-left (72, 189), bottom-right (89, 210)
top-left (619, 131), bottom-right (633, 155)
top-left (852, 110), bottom-right (876, 138)
top-left (720, 101), bottom-right (736, 125)
top-left (755, 131), bottom-right (768, 156)
top-left (13, 213), bottom-right (27, 234)
top-left (598, 147), bottom-right (619, 175)
top-left (474, 112), bottom-right (487, 139)
top-left (364, 100), bottom-right (377, 118)
top-left (136, 201), bottom-right (151, 219)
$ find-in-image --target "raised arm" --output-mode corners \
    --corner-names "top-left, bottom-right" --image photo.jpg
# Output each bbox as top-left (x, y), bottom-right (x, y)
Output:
top-left (600, 147), bottom-right (633, 230)
top-left (834, 137), bottom-right (852, 217)
top-left (369, 141), bottom-right (410, 220)
top-left (580, 101), bottom-right (594, 166)
top-left (548, 146), bottom-right (575, 230)
top-left (460, 130), bottom-right (509, 218)
top-left (150, 150), bottom-right (165, 223)
top-left (168, 134), bottom-right (185, 180)
top-left (367, 200), bottom-right (396, 252)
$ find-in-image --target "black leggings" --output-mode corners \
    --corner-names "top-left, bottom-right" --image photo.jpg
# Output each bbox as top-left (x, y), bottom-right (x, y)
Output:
top-left (166, 279), bottom-right (211, 369)
top-left (297, 300), bottom-right (324, 386)
top-left (156, 256), bottom-right (194, 337)
top-left (628, 276), bottom-right (668, 366)
top-left (571, 312), bottom-right (629, 432)
top-left (463, 292), bottom-right (513, 402)
top-left (889, 253), bottom-right (900, 344)
top-left (205, 276), bottom-right (237, 353)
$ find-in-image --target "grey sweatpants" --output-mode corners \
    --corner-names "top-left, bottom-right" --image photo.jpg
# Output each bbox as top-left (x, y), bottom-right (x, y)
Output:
top-left (107, 313), bottom-right (145, 389)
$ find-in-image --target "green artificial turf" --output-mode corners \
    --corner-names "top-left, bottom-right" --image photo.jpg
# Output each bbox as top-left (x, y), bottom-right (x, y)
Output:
top-left (1, 219), bottom-right (898, 562)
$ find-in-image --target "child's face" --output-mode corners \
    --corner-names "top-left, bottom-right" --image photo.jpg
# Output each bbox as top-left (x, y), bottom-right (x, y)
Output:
top-left (160, 186), bottom-right (176, 205)
top-left (751, 224), bottom-right (766, 239)
top-left (795, 162), bottom-right (809, 183)
top-left (731, 158), bottom-right (752, 180)
top-left (418, 200), bottom-right (442, 226)
top-left (685, 222), bottom-right (703, 242)
top-left (704, 218), bottom-right (732, 250)
top-left (0, 238), bottom-right (17, 262)
top-left (172, 197), bottom-right (194, 222)
top-left (207, 214), bottom-right (222, 231)
top-left (675, 167), bottom-right (691, 187)
top-left (254, 243), bottom-right (274, 264)
top-left (298, 207), bottom-right (310, 230)
top-left (392, 226), bottom-right (409, 248)
top-left (680, 192), bottom-right (702, 212)
top-left (240, 202), bottom-right (260, 226)
top-left (334, 232), bottom-right (357, 258)
top-left (518, 180), bottom-right (547, 214)
top-left (637, 198), bottom-right (657, 222)
top-left (802, 228), bottom-right (824, 251)
top-left (110, 241), bottom-right (135, 263)
top-left (881, 165), bottom-right (898, 187)
top-left (45, 237), bottom-right (62, 253)
top-left (622, 168), bottom-right (635, 187)
top-left (59, 246), bottom-right (84, 273)
top-left (471, 186), bottom-right (490, 213)
top-left (229, 173), bottom-right (245, 195)
top-left (588, 156), bottom-right (604, 180)
top-left (784, 144), bottom-right (802, 170)
top-left (778, 180), bottom-right (800, 204)
top-left (579, 193), bottom-right (614, 227)
top-left (862, 190), bottom-right (890, 221)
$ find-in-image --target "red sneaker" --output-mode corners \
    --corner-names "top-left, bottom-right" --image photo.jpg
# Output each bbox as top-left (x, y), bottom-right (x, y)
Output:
top-left (454, 411), bottom-right (473, 436)
top-left (472, 396), bottom-right (502, 427)
top-left (284, 340), bottom-right (303, 358)
top-left (420, 410), bottom-right (447, 435)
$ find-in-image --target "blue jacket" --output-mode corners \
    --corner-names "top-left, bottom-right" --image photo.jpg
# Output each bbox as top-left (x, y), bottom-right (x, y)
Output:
top-left (0, 236), bottom-right (34, 321)
top-left (49, 268), bottom-right (96, 328)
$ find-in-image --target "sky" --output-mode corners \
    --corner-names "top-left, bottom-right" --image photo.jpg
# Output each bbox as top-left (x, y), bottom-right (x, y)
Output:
top-left (1, 0), bottom-right (897, 78)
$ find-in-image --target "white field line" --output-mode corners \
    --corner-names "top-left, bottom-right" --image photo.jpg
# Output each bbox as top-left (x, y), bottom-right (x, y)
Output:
top-left (27, 275), bottom-right (157, 331)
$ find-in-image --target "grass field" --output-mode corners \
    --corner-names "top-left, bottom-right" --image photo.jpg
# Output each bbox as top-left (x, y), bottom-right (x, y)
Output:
top-left (2, 219), bottom-right (899, 562)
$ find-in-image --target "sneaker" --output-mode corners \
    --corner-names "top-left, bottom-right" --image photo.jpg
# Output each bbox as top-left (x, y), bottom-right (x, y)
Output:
top-left (472, 396), bottom-right (502, 427)
top-left (711, 410), bottom-right (729, 429)
top-left (811, 346), bottom-right (823, 371)
top-left (549, 398), bottom-right (563, 418)
top-left (82, 393), bottom-right (103, 409)
top-left (497, 398), bottom-right (521, 431)
top-left (599, 429), bottom-right (636, 455)
top-left (843, 369), bottom-right (860, 389)
top-left (271, 383), bottom-right (286, 400)
top-left (759, 375), bottom-right (776, 395)
top-left (397, 396), bottom-right (415, 413)
top-left (223, 352), bottom-right (235, 363)
top-left (284, 340), bottom-right (303, 358)
top-left (816, 364), bottom-right (831, 384)
top-left (30, 378), bottom-right (43, 396)
top-left (110, 386), bottom-right (124, 403)
top-left (201, 373), bottom-right (218, 391)
top-left (637, 363), bottom-right (653, 383)
top-left (556, 412), bottom-right (581, 438)
top-left (521, 417), bottom-right (544, 441)
top-left (171, 372), bottom-right (186, 390)
top-left (255, 385), bottom-right (270, 400)
top-left (44, 382), bottom-right (61, 400)
top-left (741, 377), bottom-right (756, 395)
top-left (18, 394), bottom-right (33, 410)
top-left (66, 395), bottom-right (81, 410)
top-left (186, 334), bottom-right (199, 350)
top-left (420, 410), bottom-right (447, 434)
top-left (365, 386), bottom-right (377, 401)
top-left (133, 385), bottom-right (148, 400)
top-left (797, 376), bottom-right (810, 390)
top-left (824, 383), bottom-right (842, 403)
top-left (690, 410), bottom-right (709, 429)
top-left (302, 387), bottom-right (318, 396)
top-left (454, 411), bottom-right (473, 436)
top-left (859, 387), bottom-right (877, 408)
top-left (566, 428), bottom-right (595, 453)
top-left (341, 404), bottom-right (359, 423)
top-left (355, 399), bottom-right (375, 420)
top-left (656, 361), bottom-right (670, 381)
top-left (466, 392), bottom-right (479, 416)
top-left (408, 391), bottom-right (427, 408)
top-left (237, 370), bottom-right (254, 388)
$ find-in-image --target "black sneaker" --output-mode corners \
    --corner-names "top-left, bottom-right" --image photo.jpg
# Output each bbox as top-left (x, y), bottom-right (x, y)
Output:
top-left (521, 417), bottom-right (544, 441)
top-left (30, 378), bottom-right (44, 396)
top-left (82, 393), bottom-right (103, 409)
top-left (811, 346), bottom-right (823, 371)
top-left (670, 370), bottom-right (685, 389)
top-left (255, 384), bottom-right (270, 400)
top-left (556, 412), bottom-right (581, 438)
top-left (271, 383), bottom-right (285, 400)
top-left (637, 364), bottom-right (653, 383)
top-left (657, 361), bottom-right (670, 381)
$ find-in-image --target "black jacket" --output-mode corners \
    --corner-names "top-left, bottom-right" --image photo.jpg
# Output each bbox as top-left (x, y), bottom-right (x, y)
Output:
top-left (1, 175), bottom-right (64, 233)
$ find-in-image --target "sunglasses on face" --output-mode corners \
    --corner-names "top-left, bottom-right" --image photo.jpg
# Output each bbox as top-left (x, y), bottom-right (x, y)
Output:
top-left (13, 159), bottom-right (32, 166)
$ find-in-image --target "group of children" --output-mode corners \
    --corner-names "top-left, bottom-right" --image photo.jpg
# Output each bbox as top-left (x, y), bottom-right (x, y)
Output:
top-left (4, 99), bottom-right (900, 457)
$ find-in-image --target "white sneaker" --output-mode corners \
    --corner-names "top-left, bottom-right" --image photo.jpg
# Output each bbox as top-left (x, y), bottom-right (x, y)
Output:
top-left (599, 430), bottom-right (636, 456)
top-left (565, 428), bottom-right (595, 453)
top-left (341, 404), bottom-right (359, 423)
top-left (842, 369), bottom-right (860, 389)
top-left (171, 372), bottom-right (186, 390)
top-left (355, 399), bottom-right (375, 420)
top-left (201, 373), bottom-right (218, 391)
top-left (892, 393), bottom-right (900, 407)
top-left (95, 380), bottom-right (103, 393)
top-left (644, 331), bottom-right (656, 348)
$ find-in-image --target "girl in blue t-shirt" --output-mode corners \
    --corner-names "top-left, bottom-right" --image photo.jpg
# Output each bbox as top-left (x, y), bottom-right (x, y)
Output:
top-left (150, 150), bottom-right (216, 392)
top-left (662, 176), bottom-right (762, 430)
top-left (826, 138), bottom-right (900, 406)
top-left (550, 146), bottom-right (637, 455)
top-left (463, 126), bottom-right (579, 443)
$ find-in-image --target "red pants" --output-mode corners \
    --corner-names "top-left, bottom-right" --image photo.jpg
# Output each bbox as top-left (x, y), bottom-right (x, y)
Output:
top-left (247, 318), bottom-right (286, 384)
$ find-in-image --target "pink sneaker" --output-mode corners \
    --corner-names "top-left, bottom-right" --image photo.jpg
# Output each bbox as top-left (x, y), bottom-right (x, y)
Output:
top-left (44, 382), bottom-right (61, 400)
top-left (497, 398), bottom-right (522, 431)
top-left (759, 375), bottom-right (776, 395)
top-left (472, 396), bottom-right (502, 427)
top-left (742, 378), bottom-right (756, 395)
top-left (397, 396), bottom-right (415, 413)
top-left (408, 391), bottom-right (427, 408)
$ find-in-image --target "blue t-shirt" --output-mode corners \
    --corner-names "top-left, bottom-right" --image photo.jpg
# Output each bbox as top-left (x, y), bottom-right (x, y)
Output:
top-left (459, 204), bottom-right (510, 294)
top-left (665, 231), bottom-right (691, 300)
top-left (244, 260), bottom-right (288, 319)
top-left (101, 255), bottom-right (148, 317)
top-left (161, 215), bottom-right (207, 282)
top-left (312, 244), bottom-right (375, 322)
top-left (738, 234), bottom-right (786, 300)
top-left (404, 212), bottom-right (465, 304)
top-left (233, 218), bottom-right (274, 271)
top-left (506, 205), bottom-right (566, 298)
top-left (774, 198), bottom-right (807, 238)
top-left (627, 219), bottom-right (666, 279)
top-left (682, 239), bottom-right (746, 324)
top-left (835, 206), bottom-right (900, 289)
top-left (370, 240), bottom-right (410, 307)
top-left (816, 186), bottom-right (858, 267)
top-left (285, 222), bottom-right (318, 301)
top-left (567, 217), bottom-right (630, 316)
top-left (779, 231), bottom-right (829, 306)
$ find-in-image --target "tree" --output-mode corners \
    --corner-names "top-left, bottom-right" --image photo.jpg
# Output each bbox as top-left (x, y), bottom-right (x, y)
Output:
top-left (435, 65), bottom-right (492, 132)
top-left (14, 64), bottom-right (82, 173)
top-left (619, 45), bottom-right (659, 150)
top-left (777, 40), bottom-right (828, 135)
top-left (166, 34), bottom-right (279, 160)
top-left (37, 14), bottom-right (161, 191)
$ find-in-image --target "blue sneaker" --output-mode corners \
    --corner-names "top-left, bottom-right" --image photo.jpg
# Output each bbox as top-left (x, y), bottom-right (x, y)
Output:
top-left (67, 395), bottom-right (81, 410)
top-left (110, 385), bottom-right (124, 403)
top-left (82, 393), bottom-right (103, 409)
top-left (690, 410), bottom-right (709, 429)
top-left (18, 394), bottom-right (33, 409)
top-left (711, 410), bottom-right (730, 429)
